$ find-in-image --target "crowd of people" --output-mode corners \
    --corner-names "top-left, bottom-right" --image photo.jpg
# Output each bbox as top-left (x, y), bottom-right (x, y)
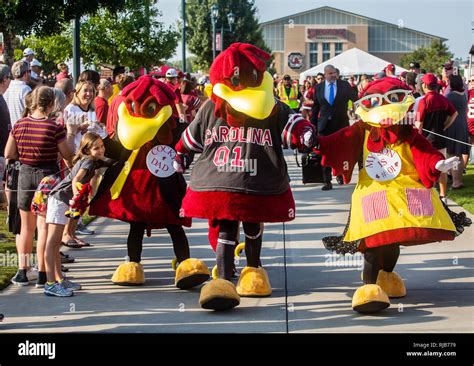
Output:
top-left (273, 61), bottom-right (474, 192)
top-left (0, 48), bottom-right (211, 296)
top-left (0, 47), bottom-right (472, 299)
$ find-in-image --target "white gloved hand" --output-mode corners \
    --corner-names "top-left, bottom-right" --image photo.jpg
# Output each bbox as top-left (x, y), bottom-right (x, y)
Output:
top-left (435, 156), bottom-right (460, 173)
top-left (173, 154), bottom-right (185, 173)
top-left (303, 130), bottom-right (314, 148)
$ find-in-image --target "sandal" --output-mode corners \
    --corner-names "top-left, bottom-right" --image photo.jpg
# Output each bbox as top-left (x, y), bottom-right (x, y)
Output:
top-left (62, 239), bottom-right (83, 249)
top-left (74, 237), bottom-right (91, 247)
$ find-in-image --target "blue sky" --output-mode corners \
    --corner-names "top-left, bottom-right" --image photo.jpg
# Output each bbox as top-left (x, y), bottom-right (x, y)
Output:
top-left (157, 0), bottom-right (473, 60)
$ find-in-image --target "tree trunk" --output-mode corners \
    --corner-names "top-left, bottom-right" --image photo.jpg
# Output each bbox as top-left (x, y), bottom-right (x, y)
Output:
top-left (0, 27), bottom-right (15, 66)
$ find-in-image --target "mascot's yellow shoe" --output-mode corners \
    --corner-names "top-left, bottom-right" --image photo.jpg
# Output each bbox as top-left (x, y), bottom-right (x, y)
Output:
top-left (199, 278), bottom-right (240, 311)
top-left (111, 262), bottom-right (145, 286)
top-left (175, 258), bottom-right (210, 290)
top-left (236, 266), bottom-right (272, 297)
top-left (352, 284), bottom-right (390, 313)
top-left (376, 270), bottom-right (406, 298)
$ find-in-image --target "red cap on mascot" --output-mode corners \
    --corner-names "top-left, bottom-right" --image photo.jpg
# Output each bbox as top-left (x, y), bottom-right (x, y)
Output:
top-left (210, 42), bottom-right (273, 126)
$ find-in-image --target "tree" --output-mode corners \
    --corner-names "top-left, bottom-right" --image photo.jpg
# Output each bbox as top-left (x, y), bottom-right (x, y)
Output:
top-left (21, 0), bottom-right (180, 71)
top-left (399, 40), bottom-right (453, 75)
top-left (0, 0), bottom-right (126, 65)
top-left (185, 0), bottom-right (270, 71)
top-left (167, 56), bottom-right (199, 73)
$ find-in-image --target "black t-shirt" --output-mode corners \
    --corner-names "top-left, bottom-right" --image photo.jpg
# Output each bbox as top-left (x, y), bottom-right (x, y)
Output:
top-left (181, 100), bottom-right (304, 195)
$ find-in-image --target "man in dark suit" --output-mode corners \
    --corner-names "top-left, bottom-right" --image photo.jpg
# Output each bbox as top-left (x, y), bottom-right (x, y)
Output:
top-left (311, 64), bottom-right (358, 190)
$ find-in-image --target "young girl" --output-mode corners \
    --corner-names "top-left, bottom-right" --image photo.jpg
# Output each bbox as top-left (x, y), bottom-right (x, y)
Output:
top-left (44, 132), bottom-right (106, 296)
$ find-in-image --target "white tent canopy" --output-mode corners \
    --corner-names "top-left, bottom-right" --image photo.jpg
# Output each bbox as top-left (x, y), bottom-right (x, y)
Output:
top-left (299, 48), bottom-right (408, 83)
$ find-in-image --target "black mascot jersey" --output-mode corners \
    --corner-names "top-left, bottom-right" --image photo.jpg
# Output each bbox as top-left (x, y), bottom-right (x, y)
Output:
top-left (182, 99), bottom-right (304, 195)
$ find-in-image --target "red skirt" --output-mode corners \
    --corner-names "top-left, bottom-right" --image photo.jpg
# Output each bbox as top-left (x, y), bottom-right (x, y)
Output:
top-left (359, 227), bottom-right (455, 251)
top-left (90, 150), bottom-right (191, 229)
top-left (181, 188), bottom-right (296, 223)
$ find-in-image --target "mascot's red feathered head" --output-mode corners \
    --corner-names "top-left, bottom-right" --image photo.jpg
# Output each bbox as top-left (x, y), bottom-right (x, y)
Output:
top-left (356, 77), bottom-right (416, 152)
top-left (209, 42), bottom-right (276, 126)
top-left (355, 77), bottom-right (415, 128)
top-left (117, 75), bottom-right (177, 150)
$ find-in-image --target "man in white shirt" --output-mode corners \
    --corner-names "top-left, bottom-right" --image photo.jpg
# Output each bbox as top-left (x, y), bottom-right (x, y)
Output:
top-left (3, 61), bottom-right (32, 126)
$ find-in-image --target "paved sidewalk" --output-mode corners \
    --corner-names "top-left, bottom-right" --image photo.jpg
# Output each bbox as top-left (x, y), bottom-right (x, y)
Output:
top-left (0, 151), bottom-right (473, 333)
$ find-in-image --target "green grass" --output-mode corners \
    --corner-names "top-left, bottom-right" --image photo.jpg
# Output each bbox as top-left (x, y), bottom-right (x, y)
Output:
top-left (447, 164), bottom-right (474, 214)
top-left (0, 208), bottom-right (17, 290)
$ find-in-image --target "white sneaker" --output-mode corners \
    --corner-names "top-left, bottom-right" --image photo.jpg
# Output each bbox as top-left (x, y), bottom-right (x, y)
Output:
top-left (26, 267), bottom-right (38, 281)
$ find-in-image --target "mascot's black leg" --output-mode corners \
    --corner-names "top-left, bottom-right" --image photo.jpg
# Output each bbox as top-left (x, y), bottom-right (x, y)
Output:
top-left (380, 243), bottom-right (400, 273)
top-left (127, 222), bottom-right (146, 263)
top-left (199, 219), bottom-right (241, 310)
top-left (166, 225), bottom-right (190, 263)
top-left (216, 220), bottom-right (239, 280)
top-left (363, 246), bottom-right (384, 284)
top-left (242, 222), bottom-right (263, 268)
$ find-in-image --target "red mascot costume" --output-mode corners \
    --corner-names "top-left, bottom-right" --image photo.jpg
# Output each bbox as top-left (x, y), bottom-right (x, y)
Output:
top-left (314, 77), bottom-right (471, 313)
top-left (175, 43), bottom-right (317, 311)
top-left (90, 75), bottom-right (210, 289)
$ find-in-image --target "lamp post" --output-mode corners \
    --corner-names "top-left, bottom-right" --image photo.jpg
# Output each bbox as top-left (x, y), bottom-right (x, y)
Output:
top-left (220, 12), bottom-right (235, 52)
top-left (210, 4), bottom-right (219, 61)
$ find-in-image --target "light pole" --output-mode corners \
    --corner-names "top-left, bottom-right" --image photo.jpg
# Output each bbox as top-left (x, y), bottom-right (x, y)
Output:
top-left (182, 0), bottom-right (186, 72)
top-left (220, 12), bottom-right (235, 52)
top-left (210, 4), bottom-right (219, 61)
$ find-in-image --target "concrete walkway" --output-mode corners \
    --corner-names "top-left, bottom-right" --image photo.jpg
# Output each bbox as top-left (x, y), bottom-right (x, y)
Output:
top-left (1, 151), bottom-right (473, 333)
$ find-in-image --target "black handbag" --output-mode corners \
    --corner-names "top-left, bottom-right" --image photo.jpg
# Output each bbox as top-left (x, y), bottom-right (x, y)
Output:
top-left (301, 151), bottom-right (325, 184)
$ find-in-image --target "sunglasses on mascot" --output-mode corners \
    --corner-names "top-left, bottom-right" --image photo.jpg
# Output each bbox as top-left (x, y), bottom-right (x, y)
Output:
top-left (354, 89), bottom-right (412, 110)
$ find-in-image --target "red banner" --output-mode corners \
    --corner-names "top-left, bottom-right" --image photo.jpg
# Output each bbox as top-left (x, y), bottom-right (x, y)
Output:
top-left (307, 29), bottom-right (347, 39)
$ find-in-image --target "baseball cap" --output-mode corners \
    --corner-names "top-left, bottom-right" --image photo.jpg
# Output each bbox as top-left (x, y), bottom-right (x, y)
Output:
top-left (385, 64), bottom-right (395, 73)
top-left (409, 61), bottom-right (420, 69)
top-left (283, 74), bottom-right (291, 80)
top-left (166, 68), bottom-right (178, 78)
top-left (30, 59), bottom-right (42, 67)
top-left (11, 60), bottom-right (30, 78)
top-left (23, 48), bottom-right (35, 56)
top-left (421, 73), bottom-right (438, 86)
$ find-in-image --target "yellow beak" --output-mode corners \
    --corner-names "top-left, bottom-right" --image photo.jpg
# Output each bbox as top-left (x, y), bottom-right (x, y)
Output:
top-left (212, 71), bottom-right (276, 120)
top-left (117, 102), bottom-right (172, 150)
top-left (355, 95), bottom-right (415, 127)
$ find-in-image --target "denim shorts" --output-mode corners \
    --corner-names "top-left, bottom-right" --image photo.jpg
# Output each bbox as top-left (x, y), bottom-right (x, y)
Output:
top-left (17, 163), bottom-right (59, 212)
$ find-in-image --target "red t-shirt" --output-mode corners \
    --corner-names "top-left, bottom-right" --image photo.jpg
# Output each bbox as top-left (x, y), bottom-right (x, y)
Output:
top-left (417, 91), bottom-right (457, 149)
top-left (467, 89), bottom-right (474, 135)
top-left (106, 93), bottom-right (125, 139)
top-left (182, 94), bottom-right (202, 122)
top-left (417, 91), bottom-right (456, 122)
top-left (95, 96), bottom-right (109, 126)
top-left (12, 116), bottom-right (66, 166)
top-left (56, 71), bottom-right (69, 81)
